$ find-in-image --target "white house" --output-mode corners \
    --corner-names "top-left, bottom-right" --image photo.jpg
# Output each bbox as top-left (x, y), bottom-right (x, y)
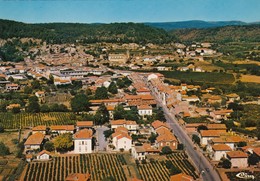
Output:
top-left (50, 125), bottom-right (74, 135)
top-left (112, 130), bottom-right (132, 151)
top-left (227, 151), bottom-right (248, 168)
top-left (200, 130), bottom-right (226, 145)
top-left (5, 83), bottom-right (19, 91)
top-left (137, 105), bottom-right (153, 116)
top-left (132, 146), bottom-right (146, 161)
top-left (74, 129), bottom-right (93, 154)
top-left (110, 120), bottom-right (138, 134)
top-left (36, 150), bottom-right (52, 160)
top-left (212, 144), bottom-right (232, 161)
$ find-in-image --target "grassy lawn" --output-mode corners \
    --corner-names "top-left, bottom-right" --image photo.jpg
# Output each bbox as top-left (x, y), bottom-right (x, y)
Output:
top-left (0, 131), bottom-right (19, 154)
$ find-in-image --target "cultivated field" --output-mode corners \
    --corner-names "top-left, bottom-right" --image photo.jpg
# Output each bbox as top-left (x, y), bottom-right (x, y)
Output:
top-left (21, 154), bottom-right (127, 181)
top-left (137, 152), bottom-right (198, 181)
top-left (160, 71), bottom-right (235, 84)
top-left (240, 75), bottom-right (260, 83)
top-left (0, 112), bottom-right (75, 129)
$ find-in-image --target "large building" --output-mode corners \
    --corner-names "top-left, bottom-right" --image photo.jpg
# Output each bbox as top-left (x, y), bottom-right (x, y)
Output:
top-left (74, 129), bottom-right (93, 154)
top-left (108, 53), bottom-right (128, 65)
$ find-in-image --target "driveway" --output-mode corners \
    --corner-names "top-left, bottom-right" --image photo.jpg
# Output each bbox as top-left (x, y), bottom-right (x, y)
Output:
top-left (96, 126), bottom-right (109, 151)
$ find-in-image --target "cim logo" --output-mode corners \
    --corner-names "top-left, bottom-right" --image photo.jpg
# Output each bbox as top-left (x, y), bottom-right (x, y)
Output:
top-left (236, 172), bottom-right (255, 180)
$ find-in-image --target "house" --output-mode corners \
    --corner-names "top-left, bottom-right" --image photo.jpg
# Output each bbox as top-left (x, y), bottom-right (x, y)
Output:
top-left (5, 83), bottom-right (19, 91)
top-left (32, 126), bottom-right (47, 135)
top-left (226, 93), bottom-right (240, 102)
top-left (24, 132), bottom-right (45, 150)
top-left (132, 145), bottom-right (146, 160)
top-left (207, 124), bottom-right (227, 130)
top-left (212, 144), bottom-right (232, 161)
top-left (108, 53), bottom-right (128, 65)
top-left (185, 123), bottom-right (206, 134)
top-left (36, 150), bottom-right (52, 160)
top-left (170, 173), bottom-right (194, 181)
top-left (74, 129), bottom-right (93, 154)
top-left (210, 110), bottom-right (233, 121)
top-left (65, 173), bottom-right (91, 181)
top-left (6, 103), bottom-right (21, 111)
top-left (142, 143), bottom-right (160, 155)
top-left (137, 105), bottom-right (153, 117)
top-left (200, 130), bottom-right (226, 145)
top-left (35, 91), bottom-right (45, 103)
top-left (209, 135), bottom-right (245, 151)
top-left (26, 154), bottom-right (33, 162)
top-left (151, 120), bottom-right (170, 133)
top-left (156, 132), bottom-right (178, 151)
top-left (227, 151), bottom-right (248, 168)
top-left (106, 105), bottom-right (115, 119)
top-left (112, 128), bottom-right (132, 151)
top-left (50, 125), bottom-right (74, 135)
top-left (76, 121), bottom-right (93, 131)
top-left (110, 120), bottom-right (138, 134)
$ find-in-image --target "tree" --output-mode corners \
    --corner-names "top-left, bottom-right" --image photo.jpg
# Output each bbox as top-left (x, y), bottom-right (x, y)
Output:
top-left (161, 146), bottom-right (172, 155)
top-left (12, 107), bottom-right (20, 114)
top-left (40, 104), bottom-right (50, 113)
top-left (0, 142), bottom-right (10, 156)
top-left (24, 86), bottom-right (33, 94)
top-left (103, 129), bottom-right (114, 139)
top-left (113, 104), bottom-right (125, 120)
top-left (53, 133), bottom-right (73, 152)
top-left (94, 103), bottom-right (109, 125)
top-left (222, 159), bottom-right (231, 169)
top-left (197, 125), bottom-right (208, 133)
top-left (31, 80), bottom-right (41, 90)
top-left (108, 82), bottom-right (118, 94)
top-left (248, 154), bottom-right (259, 166)
top-left (8, 76), bottom-right (14, 82)
top-left (44, 141), bottom-right (55, 152)
top-left (26, 96), bottom-right (40, 113)
top-left (0, 126), bottom-right (4, 133)
top-left (177, 143), bottom-right (184, 150)
top-left (70, 94), bottom-right (90, 113)
top-left (148, 132), bottom-right (158, 144)
top-left (154, 107), bottom-right (166, 122)
top-left (236, 141), bottom-right (247, 147)
top-left (95, 86), bottom-right (108, 99)
top-left (192, 134), bottom-right (200, 145)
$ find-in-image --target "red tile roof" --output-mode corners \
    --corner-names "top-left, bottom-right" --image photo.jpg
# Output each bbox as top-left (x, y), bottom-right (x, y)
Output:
top-left (32, 125), bottom-right (47, 131)
top-left (65, 173), bottom-right (90, 181)
top-left (25, 132), bottom-right (44, 145)
top-left (227, 151), bottom-right (248, 158)
top-left (76, 121), bottom-right (93, 127)
top-left (74, 129), bottom-right (93, 139)
top-left (170, 173), bottom-right (194, 181)
top-left (212, 144), bottom-right (232, 151)
top-left (50, 125), bottom-right (74, 131)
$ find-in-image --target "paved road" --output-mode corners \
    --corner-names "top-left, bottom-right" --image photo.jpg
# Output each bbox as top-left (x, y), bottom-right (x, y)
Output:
top-left (96, 126), bottom-right (109, 151)
top-left (148, 82), bottom-right (221, 181)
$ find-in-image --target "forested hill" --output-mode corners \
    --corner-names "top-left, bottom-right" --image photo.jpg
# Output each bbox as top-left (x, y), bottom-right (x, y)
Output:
top-left (170, 25), bottom-right (260, 43)
top-left (0, 19), bottom-right (174, 44)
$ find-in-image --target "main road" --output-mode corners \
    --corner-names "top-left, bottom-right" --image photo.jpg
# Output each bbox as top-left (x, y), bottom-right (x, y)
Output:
top-left (148, 82), bottom-right (221, 181)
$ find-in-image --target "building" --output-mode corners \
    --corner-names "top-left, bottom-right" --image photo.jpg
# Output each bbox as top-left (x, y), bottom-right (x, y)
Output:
top-left (35, 91), bottom-right (46, 103)
top-left (212, 144), bottom-right (232, 161)
top-left (50, 125), bottom-right (74, 135)
top-left (170, 173), bottom-right (194, 181)
top-left (36, 150), bottom-right (52, 160)
top-left (137, 105), bottom-right (153, 116)
top-left (108, 53), bottom-right (128, 65)
top-left (65, 173), bottom-right (91, 181)
top-left (110, 120), bottom-right (138, 134)
top-left (24, 132), bottom-right (45, 150)
top-left (76, 121), bottom-right (93, 131)
top-left (32, 126), bottom-right (47, 135)
top-left (200, 130), bottom-right (226, 145)
top-left (227, 151), bottom-right (248, 168)
top-left (156, 132), bottom-right (178, 151)
top-left (74, 129), bottom-right (93, 154)
top-left (112, 127), bottom-right (132, 151)
top-left (5, 83), bottom-right (19, 91)
top-left (132, 146), bottom-right (146, 160)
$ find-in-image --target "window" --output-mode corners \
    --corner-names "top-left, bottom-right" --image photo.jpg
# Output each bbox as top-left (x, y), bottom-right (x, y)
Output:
top-left (82, 141), bottom-right (84, 145)
top-left (79, 141), bottom-right (81, 145)
top-left (85, 146), bottom-right (88, 152)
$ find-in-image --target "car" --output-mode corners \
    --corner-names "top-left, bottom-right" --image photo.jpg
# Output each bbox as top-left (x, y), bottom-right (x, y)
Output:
top-left (206, 168), bottom-right (210, 172)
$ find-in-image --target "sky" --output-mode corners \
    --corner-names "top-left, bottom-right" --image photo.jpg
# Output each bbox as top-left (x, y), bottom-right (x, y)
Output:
top-left (0, 0), bottom-right (259, 23)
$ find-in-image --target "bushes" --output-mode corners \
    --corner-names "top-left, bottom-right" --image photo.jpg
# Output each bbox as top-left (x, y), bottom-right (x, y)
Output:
top-left (0, 142), bottom-right (10, 156)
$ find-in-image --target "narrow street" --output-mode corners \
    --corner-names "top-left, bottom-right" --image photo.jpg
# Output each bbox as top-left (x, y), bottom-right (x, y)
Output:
top-left (96, 126), bottom-right (109, 151)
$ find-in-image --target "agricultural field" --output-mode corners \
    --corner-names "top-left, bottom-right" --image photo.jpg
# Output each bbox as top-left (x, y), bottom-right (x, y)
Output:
top-left (240, 75), bottom-right (260, 83)
top-left (137, 152), bottom-right (199, 181)
top-left (0, 157), bottom-right (24, 181)
top-left (160, 71), bottom-right (235, 84)
top-left (0, 112), bottom-right (75, 129)
top-left (21, 154), bottom-right (127, 181)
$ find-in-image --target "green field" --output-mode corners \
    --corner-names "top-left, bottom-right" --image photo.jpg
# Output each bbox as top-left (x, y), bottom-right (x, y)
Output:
top-left (160, 71), bottom-right (235, 84)
top-left (0, 112), bottom-right (75, 129)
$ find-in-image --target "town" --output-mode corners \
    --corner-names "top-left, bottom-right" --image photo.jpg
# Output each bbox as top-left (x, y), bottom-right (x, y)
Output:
top-left (0, 32), bottom-right (259, 181)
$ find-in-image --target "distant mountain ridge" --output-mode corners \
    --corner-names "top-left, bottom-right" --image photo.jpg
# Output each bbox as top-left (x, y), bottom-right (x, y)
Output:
top-left (144, 20), bottom-right (259, 30)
